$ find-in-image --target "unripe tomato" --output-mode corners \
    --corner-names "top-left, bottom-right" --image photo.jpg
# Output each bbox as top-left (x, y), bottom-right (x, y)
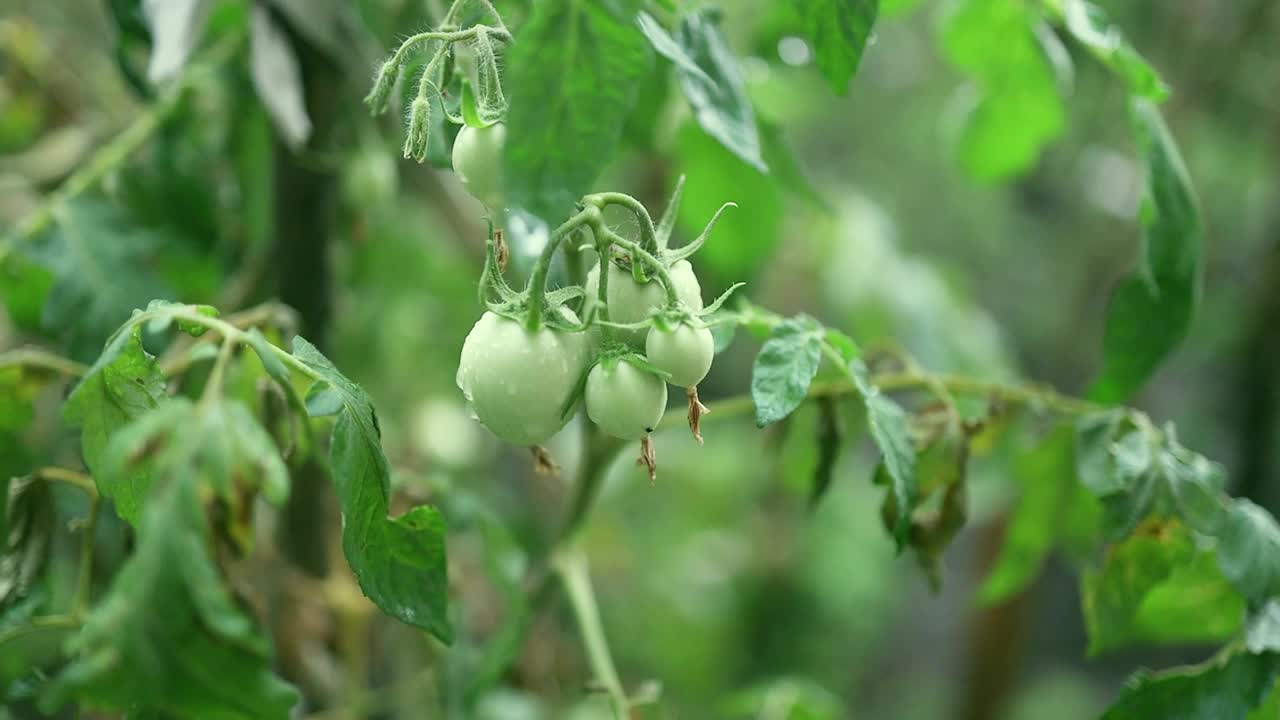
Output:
top-left (645, 323), bottom-right (714, 387)
top-left (456, 311), bottom-right (590, 445)
top-left (452, 122), bottom-right (505, 208)
top-left (584, 259), bottom-right (702, 347)
top-left (585, 361), bottom-right (668, 439)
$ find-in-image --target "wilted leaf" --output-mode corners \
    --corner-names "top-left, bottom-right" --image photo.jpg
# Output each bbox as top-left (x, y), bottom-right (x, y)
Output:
top-left (44, 464), bottom-right (297, 718)
top-left (1083, 519), bottom-right (1244, 656)
top-left (1102, 650), bottom-right (1280, 720)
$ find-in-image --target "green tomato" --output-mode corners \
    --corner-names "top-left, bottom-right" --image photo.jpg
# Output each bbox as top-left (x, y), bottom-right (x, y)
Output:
top-left (452, 122), bottom-right (505, 208)
top-left (645, 323), bottom-right (714, 387)
top-left (456, 311), bottom-right (591, 445)
top-left (585, 361), bottom-right (668, 440)
top-left (584, 259), bottom-right (702, 347)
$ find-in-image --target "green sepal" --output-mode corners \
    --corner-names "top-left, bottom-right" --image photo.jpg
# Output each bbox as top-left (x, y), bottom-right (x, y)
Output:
top-left (665, 201), bottom-right (736, 263)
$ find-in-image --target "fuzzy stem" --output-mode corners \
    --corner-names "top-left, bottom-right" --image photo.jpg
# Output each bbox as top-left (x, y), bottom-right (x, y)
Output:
top-left (525, 209), bottom-right (597, 331)
top-left (555, 549), bottom-right (628, 718)
top-left (0, 348), bottom-right (89, 378)
top-left (598, 229), bottom-right (680, 308)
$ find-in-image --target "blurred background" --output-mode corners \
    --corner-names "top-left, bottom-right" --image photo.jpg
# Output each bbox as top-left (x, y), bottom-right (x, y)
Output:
top-left (3, 0), bottom-right (1280, 718)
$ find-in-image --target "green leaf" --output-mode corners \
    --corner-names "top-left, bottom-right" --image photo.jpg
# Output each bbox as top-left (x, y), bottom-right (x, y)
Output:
top-left (504, 0), bottom-right (651, 222)
top-left (1083, 519), bottom-right (1244, 656)
top-left (799, 0), bottom-right (878, 95)
top-left (1246, 600), bottom-right (1280, 654)
top-left (675, 123), bottom-right (782, 279)
top-left (1216, 500), bottom-right (1280, 602)
top-left (22, 198), bottom-right (173, 360)
top-left (1089, 101), bottom-right (1201, 402)
top-left (941, 0), bottom-right (1065, 181)
top-left (1102, 650), bottom-right (1280, 720)
top-left (1056, 0), bottom-right (1167, 100)
top-left (641, 9), bottom-right (765, 170)
top-left (63, 325), bottom-right (165, 486)
top-left (99, 399), bottom-right (290, 526)
top-left (44, 461), bottom-right (297, 719)
top-left (751, 316), bottom-right (823, 428)
top-left (291, 337), bottom-right (451, 642)
top-left (849, 358), bottom-right (915, 547)
top-left (979, 424), bottom-right (1100, 603)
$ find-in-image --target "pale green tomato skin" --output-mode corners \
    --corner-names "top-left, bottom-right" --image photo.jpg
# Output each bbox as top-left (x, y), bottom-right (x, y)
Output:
top-left (584, 259), bottom-right (702, 348)
top-left (456, 311), bottom-right (590, 445)
top-left (451, 122), bottom-right (505, 208)
top-left (585, 362), bottom-right (668, 440)
top-left (646, 324), bottom-right (714, 387)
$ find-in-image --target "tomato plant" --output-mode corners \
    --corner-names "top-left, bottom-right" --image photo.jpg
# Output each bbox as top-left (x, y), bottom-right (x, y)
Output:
top-left (3, 0), bottom-right (1279, 719)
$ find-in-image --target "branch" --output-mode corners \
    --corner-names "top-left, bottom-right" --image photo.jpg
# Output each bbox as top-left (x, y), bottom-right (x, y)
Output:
top-left (0, 33), bottom-right (242, 265)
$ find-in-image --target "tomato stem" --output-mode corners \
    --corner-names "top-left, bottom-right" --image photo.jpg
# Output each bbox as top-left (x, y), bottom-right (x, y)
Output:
top-left (524, 207), bottom-right (597, 331)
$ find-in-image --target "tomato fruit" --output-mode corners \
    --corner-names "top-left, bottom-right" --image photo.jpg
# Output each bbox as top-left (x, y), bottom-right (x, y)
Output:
top-left (584, 258), bottom-right (702, 347)
top-left (645, 323), bottom-right (714, 387)
top-left (456, 311), bottom-right (591, 445)
top-left (452, 122), bottom-right (505, 208)
top-left (585, 361), bottom-right (668, 439)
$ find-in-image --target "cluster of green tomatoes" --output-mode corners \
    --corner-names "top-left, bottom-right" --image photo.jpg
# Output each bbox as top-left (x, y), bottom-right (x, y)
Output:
top-left (449, 122), bottom-right (737, 471)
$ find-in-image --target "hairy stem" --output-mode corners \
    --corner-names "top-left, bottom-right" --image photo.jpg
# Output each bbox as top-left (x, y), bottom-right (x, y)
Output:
top-left (554, 549), bottom-right (628, 718)
top-left (0, 348), bottom-right (89, 378)
top-left (525, 209), bottom-right (597, 331)
top-left (34, 467), bottom-right (98, 498)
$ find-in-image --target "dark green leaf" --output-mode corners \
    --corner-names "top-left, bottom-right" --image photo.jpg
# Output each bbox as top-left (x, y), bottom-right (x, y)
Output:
top-left (292, 337), bottom-right (451, 642)
top-left (1057, 0), bottom-right (1167, 100)
top-left (941, 0), bottom-right (1065, 180)
top-left (810, 397), bottom-right (843, 507)
top-left (799, 0), bottom-right (878, 95)
top-left (642, 9), bottom-right (765, 170)
top-left (1083, 519), bottom-right (1244, 656)
top-left (44, 463), bottom-right (297, 719)
top-left (1089, 101), bottom-right (1201, 402)
top-left (674, 10), bottom-right (765, 171)
top-left (751, 316), bottom-right (823, 427)
top-left (1102, 650), bottom-right (1280, 720)
top-left (63, 326), bottom-right (165, 486)
top-left (504, 0), bottom-right (651, 222)
top-left (848, 358), bottom-right (915, 546)
top-left (22, 198), bottom-right (173, 360)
